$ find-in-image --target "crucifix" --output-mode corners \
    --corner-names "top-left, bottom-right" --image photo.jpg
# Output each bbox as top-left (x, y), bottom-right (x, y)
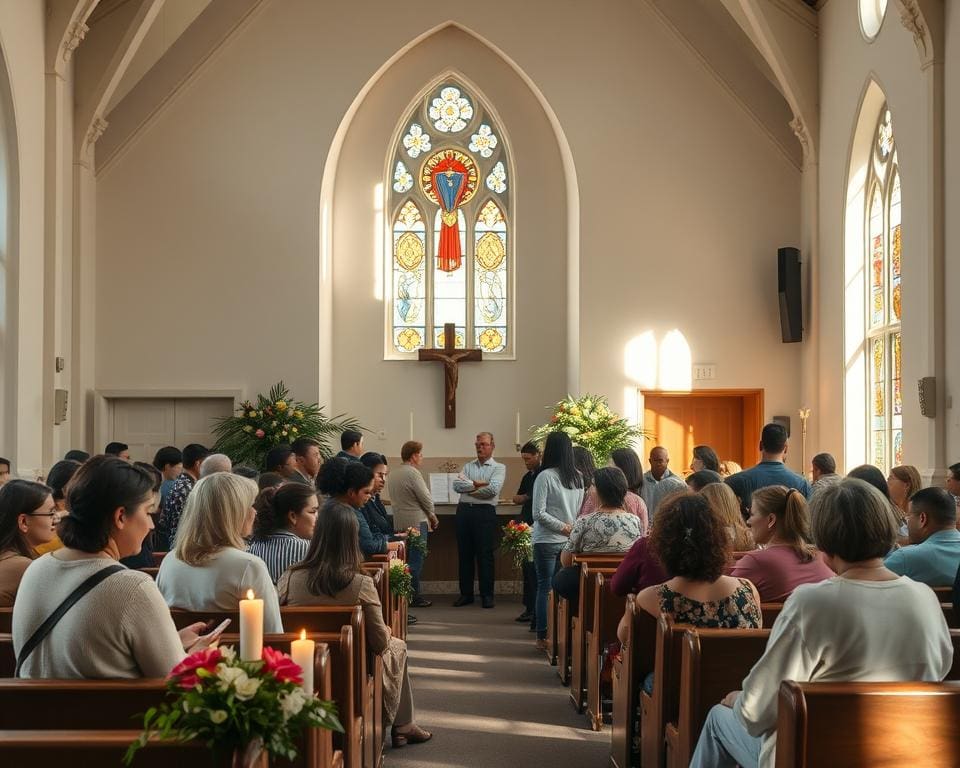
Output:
top-left (418, 322), bottom-right (482, 428)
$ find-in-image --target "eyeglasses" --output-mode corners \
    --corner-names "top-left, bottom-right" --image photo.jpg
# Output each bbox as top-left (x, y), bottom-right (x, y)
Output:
top-left (27, 512), bottom-right (61, 520)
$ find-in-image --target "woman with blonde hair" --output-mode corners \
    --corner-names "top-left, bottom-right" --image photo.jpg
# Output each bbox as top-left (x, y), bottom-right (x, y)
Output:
top-left (157, 472), bottom-right (282, 632)
top-left (729, 485), bottom-right (833, 602)
top-left (720, 459), bottom-right (742, 478)
top-left (700, 482), bottom-right (754, 552)
top-left (888, 464), bottom-right (922, 543)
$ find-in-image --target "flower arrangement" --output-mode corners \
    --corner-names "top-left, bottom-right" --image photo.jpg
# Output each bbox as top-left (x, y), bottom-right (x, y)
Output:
top-left (405, 526), bottom-right (428, 557)
top-left (124, 645), bottom-right (342, 765)
top-left (389, 560), bottom-right (414, 600)
top-left (501, 519), bottom-right (532, 569)
top-left (211, 382), bottom-right (362, 468)
top-left (530, 394), bottom-right (648, 466)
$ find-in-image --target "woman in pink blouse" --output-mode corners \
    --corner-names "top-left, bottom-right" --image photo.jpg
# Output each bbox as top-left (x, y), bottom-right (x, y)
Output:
top-left (729, 485), bottom-right (833, 602)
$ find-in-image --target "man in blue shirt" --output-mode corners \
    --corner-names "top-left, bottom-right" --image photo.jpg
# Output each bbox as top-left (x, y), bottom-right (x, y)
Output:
top-left (725, 423), bottom-right (811, 512)
top-left (885, 486), bottom-right (960, 586)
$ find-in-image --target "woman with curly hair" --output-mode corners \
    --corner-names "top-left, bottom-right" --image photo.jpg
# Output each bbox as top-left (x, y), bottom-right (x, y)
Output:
top-left (626, 493), bottom-right (761, 636)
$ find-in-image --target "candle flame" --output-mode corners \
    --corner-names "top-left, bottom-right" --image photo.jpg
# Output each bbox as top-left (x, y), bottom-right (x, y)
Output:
top-left (246, 589), bottom-right (255, 600)
top-left (300, 629), bottom-right (306, 641)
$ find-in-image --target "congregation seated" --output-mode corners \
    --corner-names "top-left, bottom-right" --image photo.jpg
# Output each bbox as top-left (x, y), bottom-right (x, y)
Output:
top-left (34, 459), bottom-right (81, 555)
top-left (13, 457), bottom-right (206, 678)
top-left (578, 448), bottom-right (649, 532)
top-left (700, 482), bottom-right (753, 552)
top-left (689, 478), bottom-right (953, 768)
top-left (118, 462), bottom-right (163, 570)
top-left (884, 487), bottom-right (960, 586)
top-left (156, 472), bottom-right (283, 633)
top-left (246, 482), bottom-right (318, 584)
top-left (359, 452), bottom-right (395, 537)
top-left (888, 464), bottom-right (922, 544)
top-left (257, 470), bottom-right (286, 491)
top-left (152, 445), bottom-right (182, 512)
top-left (621, 493), bottom-right (762, 648)
top-left (729, 485), bottom-right (834, 602)
top-left (846, 463), bottom-right (890, 497)
top-left (810, 451), bottom-right (842, 494)
top-left (0, 479), bottom-right (58, 606)
top-left (609, 535), bottom-right (667, 597)
top-left (691, 444), bottom-right (721, 474)
top-left (278, 501), bottom-right (431, 748)
top-left (156, 443), bottom-right (209, 550)
top-left (553, 467), bottom-right (644, 601)
top-left (686, 469), bottom-right (724, 492)
top-left (719, 459), bottom-right (742, 478)
top-left (318, 458), bottom-right (402, 559)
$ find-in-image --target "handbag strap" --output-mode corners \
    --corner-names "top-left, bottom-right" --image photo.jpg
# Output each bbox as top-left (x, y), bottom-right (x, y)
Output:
top-left (15, 563), bottom-right (125, 677)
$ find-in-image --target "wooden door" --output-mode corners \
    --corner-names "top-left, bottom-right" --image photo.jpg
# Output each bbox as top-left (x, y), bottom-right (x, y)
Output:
top-left (643, 395), bottom-right (746, 473)
top-left (111, 398), bottom-right (234, 462)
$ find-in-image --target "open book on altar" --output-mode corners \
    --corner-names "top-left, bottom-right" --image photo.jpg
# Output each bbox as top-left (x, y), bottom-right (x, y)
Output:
top-left (428, 473), bottom-right (462, 504)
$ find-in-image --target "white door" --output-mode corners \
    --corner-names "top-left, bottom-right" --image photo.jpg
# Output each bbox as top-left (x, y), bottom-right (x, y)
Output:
top-left (110, 398), bottom-right (235, 462)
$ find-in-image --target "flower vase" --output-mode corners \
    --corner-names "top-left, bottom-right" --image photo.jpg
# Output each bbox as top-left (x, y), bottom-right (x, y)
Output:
top-left (231, 738), bottom-right (268, 768)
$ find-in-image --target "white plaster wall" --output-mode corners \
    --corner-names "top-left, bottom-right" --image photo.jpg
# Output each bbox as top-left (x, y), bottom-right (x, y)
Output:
top-left (0, 0), bottom-right (45, 476)
top-left (95, 0), bottom-right (801, 459)
top-left (945, 1), bottom-right (960, 465)
top-left (818, 1), bottom-right (945, 474)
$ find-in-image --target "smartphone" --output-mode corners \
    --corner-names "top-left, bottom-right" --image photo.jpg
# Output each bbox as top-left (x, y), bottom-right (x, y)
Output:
top-left (199, 618), bottom-right (232, 644)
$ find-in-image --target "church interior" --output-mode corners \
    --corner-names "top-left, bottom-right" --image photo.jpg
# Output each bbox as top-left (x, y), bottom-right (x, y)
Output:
top-left (0, 0), bottom-right (959, 766)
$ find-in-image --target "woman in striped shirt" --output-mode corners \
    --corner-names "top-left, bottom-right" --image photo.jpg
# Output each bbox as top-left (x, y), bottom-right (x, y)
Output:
top-left (247, 483), bottom-right (319, 584)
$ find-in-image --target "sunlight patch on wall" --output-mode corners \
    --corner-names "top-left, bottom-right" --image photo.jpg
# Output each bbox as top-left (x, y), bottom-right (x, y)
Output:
top-left (623, 331), bottom-right (657, 389)
top-left (659, 330), bottom-right (692, 390)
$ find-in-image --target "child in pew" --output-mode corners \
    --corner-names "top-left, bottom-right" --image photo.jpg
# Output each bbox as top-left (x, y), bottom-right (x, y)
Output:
top-left (553, 467), bottom-right (644, 602)
top-left (690, 478), bottom-right (953, 768)
top-left (157, 472), bottom-right (283, 634)
top-left (13, 457), bottom-right (214, 678)
top-left (278, 501), bottom-right (431, 749)
top-left (619, 493), bottom-right (762, 694)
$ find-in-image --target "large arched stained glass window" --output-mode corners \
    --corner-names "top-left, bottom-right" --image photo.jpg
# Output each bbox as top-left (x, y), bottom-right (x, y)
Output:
top-left (865, 107), bottom-right (902, 472)
top-left (387, 81), bottom-right (512, 357)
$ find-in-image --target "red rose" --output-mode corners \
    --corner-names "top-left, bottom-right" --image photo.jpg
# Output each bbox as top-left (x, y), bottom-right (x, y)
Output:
top-left (262, 645), bottom-right (304, 684)
top-left (169, 647), bottom-right (222, 689)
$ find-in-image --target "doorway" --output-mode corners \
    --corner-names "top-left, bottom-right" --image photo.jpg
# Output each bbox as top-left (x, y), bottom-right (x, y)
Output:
top-left (641, 389), bottom-right (764, 473)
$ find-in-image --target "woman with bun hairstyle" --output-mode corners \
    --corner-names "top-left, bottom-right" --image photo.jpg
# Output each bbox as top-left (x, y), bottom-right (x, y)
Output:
top-left (247, 483), bottom-right (319, 584)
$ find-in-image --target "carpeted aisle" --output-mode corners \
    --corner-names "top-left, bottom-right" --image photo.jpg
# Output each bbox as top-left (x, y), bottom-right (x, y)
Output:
top-left (387, 595), bottom-right (609, 768)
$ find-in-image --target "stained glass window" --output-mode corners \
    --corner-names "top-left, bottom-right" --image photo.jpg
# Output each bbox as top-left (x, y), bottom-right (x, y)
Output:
top-left (864, 106), bottom-right (901, 473)
top-left (387, 80), bottom-right (512, 357)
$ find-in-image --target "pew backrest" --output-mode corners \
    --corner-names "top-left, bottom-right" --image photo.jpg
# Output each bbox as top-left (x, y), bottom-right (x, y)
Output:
top-left (776, 680), bottom-right (960, 768)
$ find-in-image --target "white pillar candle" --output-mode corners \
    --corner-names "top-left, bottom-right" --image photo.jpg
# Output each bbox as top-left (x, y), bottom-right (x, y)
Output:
top-left (409, 410), bottom-right (414, 440)
top-left (239, 588), bottom-right (263, 662)
top-left (515, 411), bottom-right (521, 446)
top-left (291, 629), bottom-right (315, 694)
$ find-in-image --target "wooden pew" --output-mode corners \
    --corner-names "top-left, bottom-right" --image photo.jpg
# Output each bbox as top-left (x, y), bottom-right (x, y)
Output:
top-left (152, 551), bottom-right (167, 566)
top-left (138, 566), bottom-right (159, 579)
top-left (664, 627), bottom-right (771, 768)
top-left (0, 608), bottom-right (11, 634)
top-left (932, 585), bottom-right (952, 601)
top-left (776, 680), bottom-right (960, 768)
top-left (570, 562), bottom-right (619, 710)
top-left (559, 554), bottom-right (623, 687)
top-left (610, 596), bottom-right (658, 768)
top-left (943, 602), bottom-right (957, 628)
top-left (0, 641), bottom-right (342, 768)
top-left (546, 591), bottom-right (558, 665)
top-left (760, 603), bottom-right (784, 627)
top-left (0, 634), bottom-right (14, 677)
top-left (640, 613), bottom-right (689, 768)
top-left (585, 572), bottom-right (625, 730)
top-left (173, 607), bottom-right (378, 768)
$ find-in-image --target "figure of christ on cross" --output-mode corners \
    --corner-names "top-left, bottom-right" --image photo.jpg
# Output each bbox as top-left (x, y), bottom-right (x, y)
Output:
top-left (418, 322), bottom-right (482, 428)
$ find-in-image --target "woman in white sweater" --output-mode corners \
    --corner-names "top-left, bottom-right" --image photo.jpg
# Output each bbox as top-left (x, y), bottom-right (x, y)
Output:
top-left (13, 456), bottom-right (209, 678)
top-left (690, 478), bottom-right (953, 768)
top-left (531, 431), bottom-right (584, 649)
top-left (157, 472), bottom-right (283, 633)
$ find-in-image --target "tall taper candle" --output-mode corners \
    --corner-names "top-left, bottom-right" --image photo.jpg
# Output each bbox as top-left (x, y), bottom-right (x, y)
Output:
top-left (409, 410), bottom-right (414, 441)
top-left (515, 411), bottom-right (521, 446)
top-left (291, 629), bottom-right (315, 694)
top-left (239, 588), bottom-right (263, 661)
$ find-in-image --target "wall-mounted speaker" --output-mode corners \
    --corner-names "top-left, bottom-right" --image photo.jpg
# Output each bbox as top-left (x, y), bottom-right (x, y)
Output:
top-left (918, 377), bottom-right (936, 418)
top-left (778, 247), bottom-right (802, 343)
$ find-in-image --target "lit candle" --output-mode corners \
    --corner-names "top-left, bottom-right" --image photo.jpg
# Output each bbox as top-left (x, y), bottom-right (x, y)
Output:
top-left (291, 629), bottom-right (315, 694)
top-left (409, 410), bottom-right (414, 441)
top-left (515, 411), bottom-right (521, 446)
top-left (239, 588), bottom-right (263, 662)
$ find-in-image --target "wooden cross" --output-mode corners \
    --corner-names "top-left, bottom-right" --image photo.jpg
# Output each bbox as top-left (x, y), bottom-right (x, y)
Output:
top-left (418, 322), bottom-right (482, 428)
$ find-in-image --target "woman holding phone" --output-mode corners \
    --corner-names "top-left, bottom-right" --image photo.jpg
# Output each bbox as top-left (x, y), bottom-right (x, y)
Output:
top-left (13, 456), bottom-right (218, 678)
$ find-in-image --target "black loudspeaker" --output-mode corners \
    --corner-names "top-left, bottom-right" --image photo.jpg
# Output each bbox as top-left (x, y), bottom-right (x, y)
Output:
top-left (778, 247), bottom-right (802, 343)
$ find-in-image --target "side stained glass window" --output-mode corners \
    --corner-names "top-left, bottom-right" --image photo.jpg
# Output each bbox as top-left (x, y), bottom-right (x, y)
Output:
top-left (386, 80), bottom-right (512, 357)
top-left (864, 107), bottom-right (902, 473)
